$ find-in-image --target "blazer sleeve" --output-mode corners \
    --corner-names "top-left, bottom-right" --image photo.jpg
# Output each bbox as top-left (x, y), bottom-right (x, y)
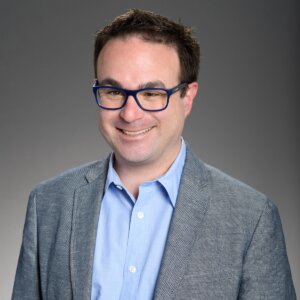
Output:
top-left (238, 199), bottom-right (296, 299)
top-left (12, 190), bottom-right (42, 300)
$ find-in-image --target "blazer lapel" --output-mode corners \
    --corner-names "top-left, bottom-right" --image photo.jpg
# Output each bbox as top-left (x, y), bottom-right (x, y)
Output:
top-left (70, 158), bottom-right (109, 300)
top-left (154, 147), bottom-right (211, 299)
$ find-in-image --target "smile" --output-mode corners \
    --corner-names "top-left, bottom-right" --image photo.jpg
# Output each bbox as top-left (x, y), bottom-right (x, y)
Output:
top-left (120, 127), bottom-right (154, 136)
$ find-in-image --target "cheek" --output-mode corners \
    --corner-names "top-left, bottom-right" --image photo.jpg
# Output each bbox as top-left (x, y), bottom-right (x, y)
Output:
top-left (97, 111), bottom-right (109, 134)
top-left (97, 111), bottom-right (103, 127)
top-left (172, 102), bottom-right (187, 124)
top-left (159, 106), bottom-right (186, 135)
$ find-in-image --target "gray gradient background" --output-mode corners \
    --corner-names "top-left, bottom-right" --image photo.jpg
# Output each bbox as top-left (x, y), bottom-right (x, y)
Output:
top-left (1, 0), bottom-right (299, 298)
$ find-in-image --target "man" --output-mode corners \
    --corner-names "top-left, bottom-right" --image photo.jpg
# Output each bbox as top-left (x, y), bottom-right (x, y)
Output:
top-left (13, 9), bottom-right (296, 300)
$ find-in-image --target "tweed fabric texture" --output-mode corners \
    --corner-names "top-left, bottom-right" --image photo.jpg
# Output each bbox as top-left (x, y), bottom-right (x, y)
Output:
top-left (12, 146), bottom-right (296, 299)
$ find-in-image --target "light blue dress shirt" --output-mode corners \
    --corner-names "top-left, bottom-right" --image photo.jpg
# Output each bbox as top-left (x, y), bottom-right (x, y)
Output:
top-left (91, 140), bottom-right (186, 300)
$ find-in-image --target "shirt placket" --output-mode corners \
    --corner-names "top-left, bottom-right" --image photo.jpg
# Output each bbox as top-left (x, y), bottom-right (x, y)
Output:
top-left (119, 192), bottom-right (147, 300)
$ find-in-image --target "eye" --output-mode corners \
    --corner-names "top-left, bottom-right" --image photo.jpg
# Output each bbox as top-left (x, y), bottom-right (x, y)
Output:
top-left (99, 88), bottom-right (124, 99)
top-left (145, 92), bottom-right (159, 97)
top-left (106, 89), bottom-right (122, 96)
top-left (142, 90), bottom-right (165, 98)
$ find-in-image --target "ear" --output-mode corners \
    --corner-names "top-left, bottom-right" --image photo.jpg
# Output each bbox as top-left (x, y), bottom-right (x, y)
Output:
top-left (183, 81), bottom-right (198, 117)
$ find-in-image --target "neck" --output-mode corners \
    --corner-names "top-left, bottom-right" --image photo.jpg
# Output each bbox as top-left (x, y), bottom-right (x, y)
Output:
top-left (114, 143), bottom-right (182, 198)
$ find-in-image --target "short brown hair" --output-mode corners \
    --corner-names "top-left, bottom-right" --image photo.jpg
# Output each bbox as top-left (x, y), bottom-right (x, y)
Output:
top-left (94, 9), bottom-right (200, 84)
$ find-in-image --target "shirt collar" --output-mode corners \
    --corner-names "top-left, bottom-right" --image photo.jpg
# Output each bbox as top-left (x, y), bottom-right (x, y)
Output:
top-left (105, 154), bottom-right (123, 192)
top-left (157, 139), bottom-right (186, 207)
top-left (105, 138), bottom-right (187, 207)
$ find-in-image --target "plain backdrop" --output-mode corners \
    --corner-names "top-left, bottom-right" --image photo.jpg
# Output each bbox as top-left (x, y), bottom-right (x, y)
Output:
top-left (1, 0), bottom-right (299, 298)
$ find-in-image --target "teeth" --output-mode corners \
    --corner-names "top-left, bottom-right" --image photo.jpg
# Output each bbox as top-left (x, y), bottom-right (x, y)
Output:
top-left (122, 127), bottom-right (153, 136)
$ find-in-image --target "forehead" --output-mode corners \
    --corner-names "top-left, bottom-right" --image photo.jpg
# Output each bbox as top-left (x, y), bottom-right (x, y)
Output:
top-left (100, 33), bottom-right (179, 56)
top-left (96, 36), bottom-right (181, 87)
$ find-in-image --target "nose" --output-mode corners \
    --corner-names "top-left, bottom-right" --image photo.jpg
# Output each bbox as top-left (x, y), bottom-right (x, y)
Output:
top-left (119, 95), bottom-right (144, 122)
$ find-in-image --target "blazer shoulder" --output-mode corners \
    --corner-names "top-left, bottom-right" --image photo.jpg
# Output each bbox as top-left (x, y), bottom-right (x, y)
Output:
top-left (185, 148), bottom-right (275, 226)
top-left (185, 151), bottom-right (281, 243)
top-left (207, 163), bottom-right (268, 201)
top-left (32, 158), bottom-right (108, 196)
top-left (203, 162), bottom-right (278, 226)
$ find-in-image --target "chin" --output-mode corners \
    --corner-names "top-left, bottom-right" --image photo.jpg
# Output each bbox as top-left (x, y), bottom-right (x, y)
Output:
top-left (122, 155), bottom-right (151, 165)
top-left (116, 150), bottom-right (155, 166)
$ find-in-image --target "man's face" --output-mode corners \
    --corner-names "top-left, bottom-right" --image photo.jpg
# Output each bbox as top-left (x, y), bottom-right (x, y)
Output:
top-left (96, 35), bottom-right (197, 170)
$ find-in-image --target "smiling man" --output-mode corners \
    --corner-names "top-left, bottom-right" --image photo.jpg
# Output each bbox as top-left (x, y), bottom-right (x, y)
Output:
top-left (96, 35), bottom-right (196, 198)
top-left (13, 9), bottom-right (296, 300)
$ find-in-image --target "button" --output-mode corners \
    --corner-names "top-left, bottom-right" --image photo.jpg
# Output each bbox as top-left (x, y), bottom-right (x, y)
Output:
top-left (115, 184), bottom-right (123, 190)
top-left (128, 265), bottom-right (137, 273)
top-left (137, 211), bottom-right (144, 219)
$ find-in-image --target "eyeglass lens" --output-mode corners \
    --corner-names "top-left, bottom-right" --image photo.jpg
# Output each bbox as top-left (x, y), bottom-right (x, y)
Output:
top-left (96, 87), bottom-right (168, 110)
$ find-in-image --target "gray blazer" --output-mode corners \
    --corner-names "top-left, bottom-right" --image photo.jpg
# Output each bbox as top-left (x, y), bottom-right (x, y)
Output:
top-left (13, 146), bottom-right (296, 299)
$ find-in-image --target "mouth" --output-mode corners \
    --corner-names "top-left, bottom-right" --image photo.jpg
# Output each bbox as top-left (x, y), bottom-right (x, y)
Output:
top-left (118, 126), bottom-right (154, 137)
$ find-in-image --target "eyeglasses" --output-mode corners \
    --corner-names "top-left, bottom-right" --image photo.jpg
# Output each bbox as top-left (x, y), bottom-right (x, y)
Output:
top-left (92, 81), bottom-right (188, 112)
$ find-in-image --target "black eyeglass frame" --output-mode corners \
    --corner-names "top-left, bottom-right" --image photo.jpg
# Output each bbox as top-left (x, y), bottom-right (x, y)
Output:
top-left (92, 81), bottom-right (188, 112)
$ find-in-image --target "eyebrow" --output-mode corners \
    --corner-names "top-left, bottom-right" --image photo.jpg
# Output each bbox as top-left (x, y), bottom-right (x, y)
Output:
top-left (98, 78), bottom-right (122, 87)
top-left (97, 78), bottom-right (167, 89)
top-left (138, 81), bottom-right (166, 89)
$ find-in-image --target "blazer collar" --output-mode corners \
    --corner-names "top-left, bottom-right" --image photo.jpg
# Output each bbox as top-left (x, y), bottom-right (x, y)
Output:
top-left (154, 145), bottom-right (211, 299)
top-left (70, 157), bottom-right (109, 300)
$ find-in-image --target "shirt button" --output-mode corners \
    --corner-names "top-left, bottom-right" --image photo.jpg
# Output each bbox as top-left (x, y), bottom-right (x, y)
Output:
top-left (137, 211), bottom-right (144, 219)
top-left (128, 265), bottom-right (137, 273)
top-left (115, 184), bottom-right (123, 190)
